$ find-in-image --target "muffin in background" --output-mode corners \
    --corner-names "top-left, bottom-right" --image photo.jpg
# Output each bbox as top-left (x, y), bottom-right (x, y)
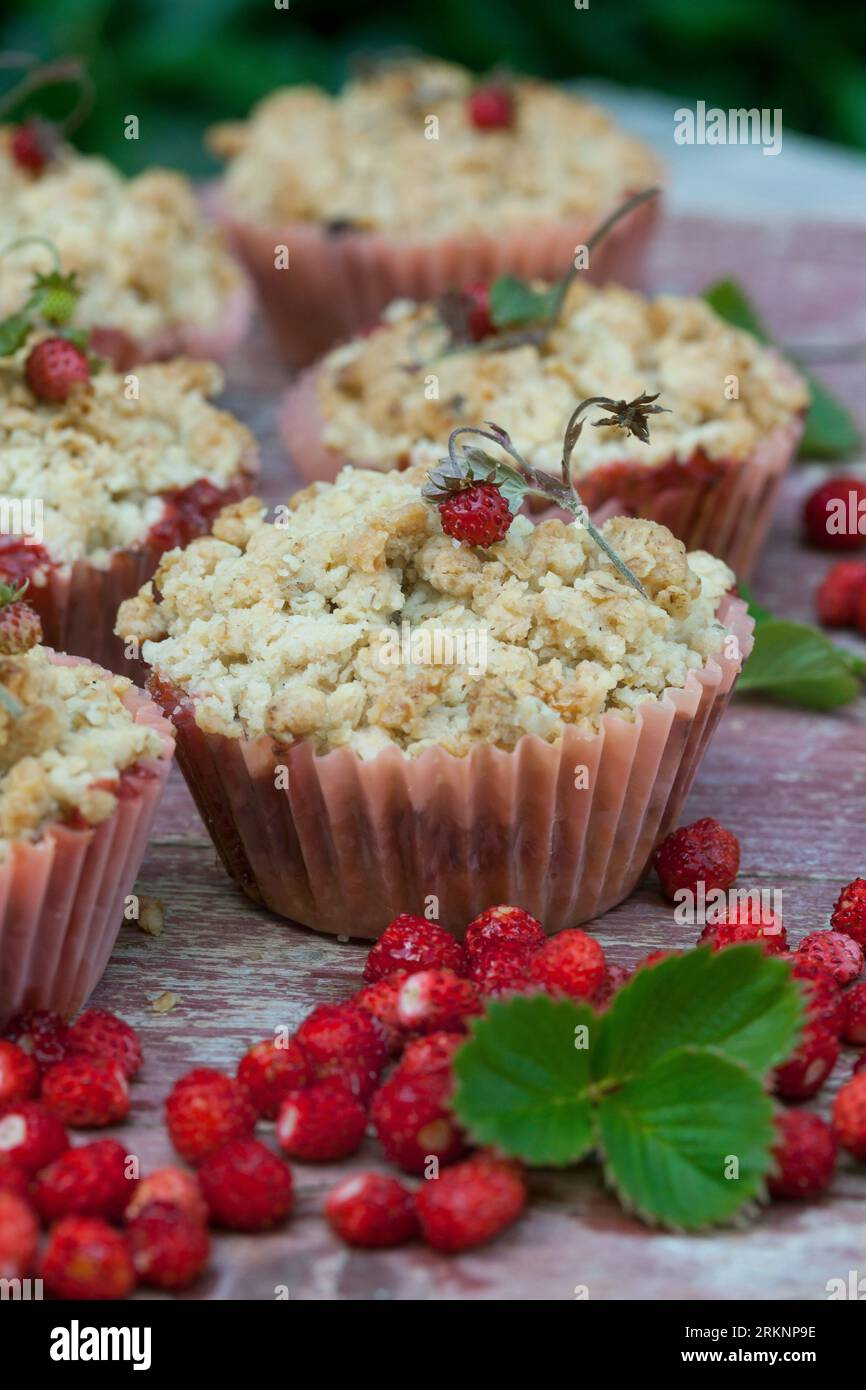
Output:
top-left (208, 58), bottom-right (662, 364)
top-left (118, 466), bottom-right (752, 938)
top-left (0, 630), bottom-right (174, 1025)
top-left (0, 346), bottom-right (258, 677)
top-left (0, 131), bottom-right (251, 365)
top-left (280, 280), bottom-right (807, 577)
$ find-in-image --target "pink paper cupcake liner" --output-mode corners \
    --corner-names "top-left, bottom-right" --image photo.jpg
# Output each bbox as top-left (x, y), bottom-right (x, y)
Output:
top-left (279, 364), bottom-right (803, 577)
top-left (0, 656), bottom-right (175, 1026)
top-left (4, 461), bottom-right (257, 681)
top-left (146, 594), bottom-right (751, 940)
top-left (216, 191), bottom-right (661, 367)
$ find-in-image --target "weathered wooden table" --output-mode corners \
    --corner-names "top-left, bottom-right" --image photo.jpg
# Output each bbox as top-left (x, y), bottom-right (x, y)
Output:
top-left (92, 215), bottom-right (866, 1300)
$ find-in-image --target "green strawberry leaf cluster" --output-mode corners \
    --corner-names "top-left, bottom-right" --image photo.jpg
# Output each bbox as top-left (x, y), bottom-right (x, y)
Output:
top-left (452, 945), bottom-right (803, 1230)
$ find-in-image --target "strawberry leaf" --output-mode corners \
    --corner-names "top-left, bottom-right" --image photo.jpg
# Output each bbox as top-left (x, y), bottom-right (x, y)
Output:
top-left (489, 275), bottom-right (558, 329)
top-left (593, 946), bottom-right (803, 1082)
top-left (451, 994), bottom-right (597, 1164)
top-left (597, 1047), bottom-right (776, 1229)
top-left (0, 310), bottom-right (33, 357)
top-left (703, 277), bottom-right (860, 461)
top-left (737, 617), bottom-right (865, 708)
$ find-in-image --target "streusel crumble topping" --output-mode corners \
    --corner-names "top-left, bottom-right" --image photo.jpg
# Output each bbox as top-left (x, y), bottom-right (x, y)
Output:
top-left (0, 646), bottom-right (164, 854)
top-left (0, 355), bottom-right (255, 566)
top-left (117, 466), bottom-right (734, 760)
top-left (316, 282), bottom-right (808, 476)
top-left (0, 140), bottom-right (243, 340)
top-left (209, 60), bottom-right (659, 238)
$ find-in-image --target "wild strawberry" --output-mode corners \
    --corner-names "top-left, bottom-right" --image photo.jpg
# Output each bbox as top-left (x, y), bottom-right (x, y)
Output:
top-left (165, 1068), bottom-right (256, 1164)
top-left (798, 929), bottom-right (864, 985)
top-left (768, 1110), bottom-right (837, 1199)
top-left (276, 1078), bottom-right (367, 1162)
top-left (854, 1051), bottom-right (866, 1076)
top-left (816, 561), bottom-right (866, 627)
top-left (467, 85), bottom-right (514, 130)
top-left (363, 914), bottom-right (467, 983)
top-left (398, 1031), bottom-right (464, 1078)
top-left (295, 1003), bottom-right (387, 1101)
top-left (803, 475), bottom-right (866, 550)
top-left (127, 1201), bottom-right (209, 1290)
top-left (353, 971), bottom-right (410, 1053)
top-left (843, 983), bottom-right (866, 1046)
top-left (198, 1138), bottom-right (293, 1231)
top-left (773, 1022), bottom-right (840, 1100)
top-left (396, 968), bottom-right (481, 1034)
top-left (468, 947), bottom-right (535, 996)
top-left (0, 1039), bottom-right (40, 1105)
top-left (67, 1009), bottom-right (143, 1078)
top-left (41, 1215), bottom-right (136, 1299)
top-left (592, 962), bottom-right (633, 1009)
top-left (439, 482), bottom-right (513, 548)
top-left (830, 877), bottom-right (866, 947)
top-left (0, 1190), bottom-right (38, 1278)
top-left (0, 589), bottom-right (42, 657)
top-left (10, 120), bottom-right (50, 174)
top-left (0, 1153), bottom-right (30, 1199)
top-left (371, 1069), bottom-right (466, 1174)
top-left (653, 817), bottom-right (740, 901)
top-left (0, 1100), bottom-right (68, 1172)
top-left (416, 1156), bottom-right (526, 1252)
top-left (529, 928), bottom-right (606, 999)
top-left (464, 905), bottom-right (546, 961)
top-left (237, 1037), bottom-right (310, 1118)
top-left (125, 1167), bottom-right (207, 1226)
top-left (88, 325), bottom-right (139, 370)
top-left (464, 283), bottom-right (494, 341)
top-left (635, 948), bottom-right (682, 970)
top-left (699, 912), bottom-right (788, 954)
top-left (41, 1056), bottom-right (129, 1128)
top-left (787, 955), bottom-right (846, 1035)
top-left (24, 336), bottom-right (91, 403)
top-left (33, 1138), bottom-right (137, 1224)
top-left (832, 1071), bottom-right (866, 1160)
top-left (326, 1173), bottom-right (418, 1248)
top-left (3, 1009), bottom-right (69, 1069)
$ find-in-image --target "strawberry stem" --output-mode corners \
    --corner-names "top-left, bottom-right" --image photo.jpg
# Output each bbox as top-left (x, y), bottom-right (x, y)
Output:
top-left (0, 52), bottom-right (93, 134)
top-left (442, 410), bottom-right (650, 597)
top-left (0, 235), bottom-right (62, 274)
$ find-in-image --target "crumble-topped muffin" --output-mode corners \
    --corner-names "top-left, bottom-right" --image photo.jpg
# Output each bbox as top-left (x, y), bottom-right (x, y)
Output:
top-left (210, 59), bottom-right (659, 239)
top-left (0, 138), bottom-right (243, 345)
top-left (0, 353), bottom-right (255, 568)
top-left (0, 644), bottom-right (164, 853)
top-left (117, 466), bottom-right (734, 760)
top-left (315, 281), bottom-right (809, 477)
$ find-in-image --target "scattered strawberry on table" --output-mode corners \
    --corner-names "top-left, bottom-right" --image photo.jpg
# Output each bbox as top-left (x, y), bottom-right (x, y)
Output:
top-left (1, 821), bottom-right (866, 1297)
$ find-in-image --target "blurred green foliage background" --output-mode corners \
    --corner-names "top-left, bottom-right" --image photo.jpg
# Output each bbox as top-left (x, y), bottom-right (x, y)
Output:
top-left (2, 0), bottom-right (865, 173)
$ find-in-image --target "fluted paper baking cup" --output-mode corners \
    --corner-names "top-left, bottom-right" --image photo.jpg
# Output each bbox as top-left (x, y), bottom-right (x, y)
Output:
top-left (217, 191), bottom-right (661, 366)
top-left (12, 462), bottom-right (257, 681)
top-left (279, 368), bottom-right (802, 578)
top-left (0, 657), bottom-right (175, 1026)
top-left (147, 594), bottom-right (751, 939)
